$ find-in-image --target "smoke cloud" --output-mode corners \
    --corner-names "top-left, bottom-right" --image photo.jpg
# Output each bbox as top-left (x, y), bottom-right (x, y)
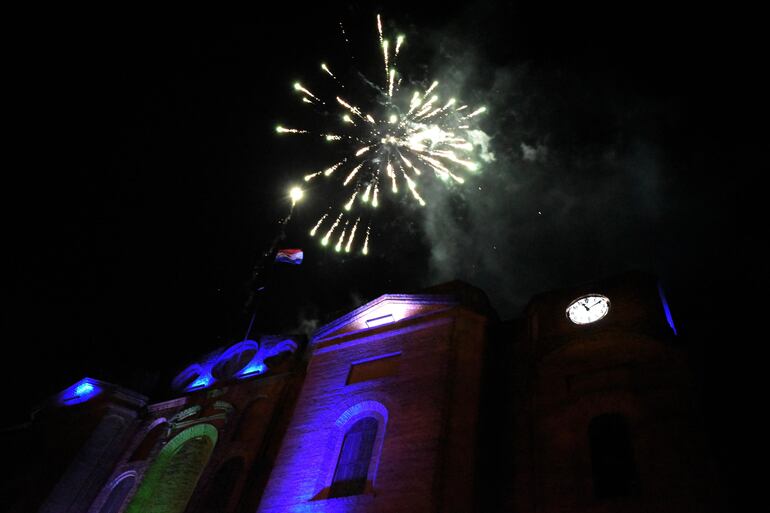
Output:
top-left (407, 17), bottom-right (690, 319)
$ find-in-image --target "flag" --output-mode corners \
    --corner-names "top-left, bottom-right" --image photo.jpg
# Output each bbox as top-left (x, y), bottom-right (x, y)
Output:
top-left (275, 249), bottom-right (303, 265)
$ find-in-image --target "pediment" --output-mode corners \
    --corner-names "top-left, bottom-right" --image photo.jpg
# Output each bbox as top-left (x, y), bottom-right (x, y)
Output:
top-left (313, 293), bottom-right (457, 343)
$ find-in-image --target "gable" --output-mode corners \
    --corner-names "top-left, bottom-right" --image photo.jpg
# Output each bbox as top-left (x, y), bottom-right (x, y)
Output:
top-left (312, 294), bottom-right (457, 343)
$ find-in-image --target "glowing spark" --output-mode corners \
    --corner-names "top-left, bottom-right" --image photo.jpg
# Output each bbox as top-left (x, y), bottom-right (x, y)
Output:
top-left (362, 184), bottom-right (372, 203)
top-left (366, 114), bottom-right (376, 124)
top-left (355, 146), bottom-right (371, 156)
top-left (324, 161), bottom-right (344, 176)
top-left (310, 214), bottom-right (328, 236)
top-left (302, 97), bottom-right (312, 104)
top-left (465, 106), bottom-right (487, 118)
top-left (345, 218), bottom-right (359, 252)
top-left (344, 191), bottom-right (358, 210)
top-left (342, 114), bottom-right (356, 125)
top-left (322, 213), bottom-right (343, 246)
top-left (325, 134), bottom-right (342, 141)
top-left (415, 95), bottom-right (439, 118)
top-left (321, 63), bottom-right (334, 77)
top-left (376, 14), bottom-right (383, 44)
top-left (387, 162), bottom-right (398, 193)
top-left (276, 126), bottom-right (307, 134)
top-left (372, 183), bottom-right (379, 207)
top-left (289, 186), bottom-right (304, 204)
top-left (343, 163), bottom-right (364, 186)
top-left (395, 35), bottom-right (405, 55)
top-left (336, 97), bottom-right (364, 118)
top-left (404, 174), bottom-right (426, 206)
top-left (388, 68), bottom-right (396, 97)
top-left (425, 81), bottom-right (439, 96)
top-left (382, 39), bottom-right (390, 79)
top-left (362, 225), bottom-right (370, 255)
top-left (293, 82), bottom-right (321, 103)
top-left (407, 91), bottom-right (422, 114)
top-left (335, 221), bottom-right (348, 252)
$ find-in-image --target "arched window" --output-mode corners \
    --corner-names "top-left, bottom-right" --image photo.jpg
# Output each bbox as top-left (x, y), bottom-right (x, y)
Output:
top-left (329, 417), bottom-right (379, 498)
top-left (588, 413), bottom-right (638, 499)
top-left (98, 474), bottom-right (136, 513)
top-left (125, 424), bottom-right (218, 513)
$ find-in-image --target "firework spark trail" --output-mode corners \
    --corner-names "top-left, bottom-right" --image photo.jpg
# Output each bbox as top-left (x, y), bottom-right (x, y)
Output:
top-left (322, 213), bottom-right (343, 246)
top-left (276, 126), bottom-right (308, 134)
top-left (362, 224), bottom-right (371, 255)
top-left (344, 190), bottom-right (359, 210)
top-left (345, 217), bottom-right (360, 252)
top-left (395, 34), bottom-right (405, 55)
top-left (335, 221), bottom-right (348, 252)
top-left (343, 162), bottom-right (365, 186)
top-left (382, 39), bottom-right (390, 80)
top-left (277, 14), bottom-right (488, 256)
top-left (293, 82), bottom-right (322, 103)
top-left (310, 214), bottom-right (328, 236)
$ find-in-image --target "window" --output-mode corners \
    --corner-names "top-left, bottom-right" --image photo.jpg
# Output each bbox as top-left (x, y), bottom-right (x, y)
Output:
top-left (588, 413), bottom-right (638, 499)
top-left (346, 353), bottom-right (400, 385)
top-left (329, 417), bottom-right (379, 497)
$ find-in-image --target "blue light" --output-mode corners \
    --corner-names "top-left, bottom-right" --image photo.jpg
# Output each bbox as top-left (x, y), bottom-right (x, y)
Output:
top-left (239, 363), bottom-right (266, 377)
top-left (658, 282), bottom-right (678, 336)
top-left (60, 378), bottom-right (101, 405)
top-left (75, 382), bottom-right (95, 396)
top-left (189, 375), bottom-right (211, 389)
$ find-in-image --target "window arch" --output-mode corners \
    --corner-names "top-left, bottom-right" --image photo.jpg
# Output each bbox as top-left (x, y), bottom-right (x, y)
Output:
top-left (330, 417), bottom-right (379, 497)
top-left (317, 400), bottom-right (388, 499)
top-left (98, 473), bottom-right (136, 513)
top-left (588, 413), bottom-right (638, 499)
top-left (125, 424), bottom-right (218, 513)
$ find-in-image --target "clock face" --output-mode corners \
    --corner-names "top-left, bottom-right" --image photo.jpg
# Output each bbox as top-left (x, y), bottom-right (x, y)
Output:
top-left (566, 294), bottom-right (610, 324)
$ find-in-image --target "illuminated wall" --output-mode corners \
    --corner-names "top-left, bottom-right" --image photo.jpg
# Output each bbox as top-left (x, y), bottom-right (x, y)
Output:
top-left (125, 423), bottom-right (218, 513)
top-left (257, 295), bottom-right (488, 513)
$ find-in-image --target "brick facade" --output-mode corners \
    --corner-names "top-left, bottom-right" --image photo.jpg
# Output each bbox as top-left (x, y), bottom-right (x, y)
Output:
top-left (2, 273), bottom-right (722, 513)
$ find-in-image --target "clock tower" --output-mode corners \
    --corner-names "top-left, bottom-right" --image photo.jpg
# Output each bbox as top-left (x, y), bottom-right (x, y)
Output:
top-left (511, 271), bottom-right (722, 512)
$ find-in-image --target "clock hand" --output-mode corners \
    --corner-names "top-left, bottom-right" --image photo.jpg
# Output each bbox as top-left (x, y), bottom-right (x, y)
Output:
top-left (588, 300), bottom-right (602, 309)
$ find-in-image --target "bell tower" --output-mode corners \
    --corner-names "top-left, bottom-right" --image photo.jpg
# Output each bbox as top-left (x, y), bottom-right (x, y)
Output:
top-left (512, 271), bottom-right (722, 512)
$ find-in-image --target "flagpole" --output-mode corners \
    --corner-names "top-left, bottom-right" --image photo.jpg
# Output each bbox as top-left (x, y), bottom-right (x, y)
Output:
top-left (241, 186), bottom-right (304, 342)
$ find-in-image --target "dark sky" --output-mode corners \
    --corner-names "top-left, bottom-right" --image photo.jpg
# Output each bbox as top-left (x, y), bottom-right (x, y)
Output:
top-left (4, 3), bottom-right (761, 500)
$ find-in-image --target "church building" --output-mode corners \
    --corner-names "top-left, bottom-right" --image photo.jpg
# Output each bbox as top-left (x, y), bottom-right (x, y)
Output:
top-left (2, 271), bottom-right (723, 512)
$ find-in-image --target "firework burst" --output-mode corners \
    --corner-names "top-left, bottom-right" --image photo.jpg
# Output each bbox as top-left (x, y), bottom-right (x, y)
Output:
top-left (277, 14), bottom-right (488, 255)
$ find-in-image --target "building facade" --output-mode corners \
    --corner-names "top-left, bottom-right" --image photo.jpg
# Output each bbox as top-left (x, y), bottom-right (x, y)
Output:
top-left (2, 272), bottom-right (722, 512)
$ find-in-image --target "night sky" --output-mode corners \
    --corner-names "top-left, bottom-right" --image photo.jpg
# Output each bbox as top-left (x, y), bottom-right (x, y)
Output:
top-left (5, 2), bottom-right (760, 504)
